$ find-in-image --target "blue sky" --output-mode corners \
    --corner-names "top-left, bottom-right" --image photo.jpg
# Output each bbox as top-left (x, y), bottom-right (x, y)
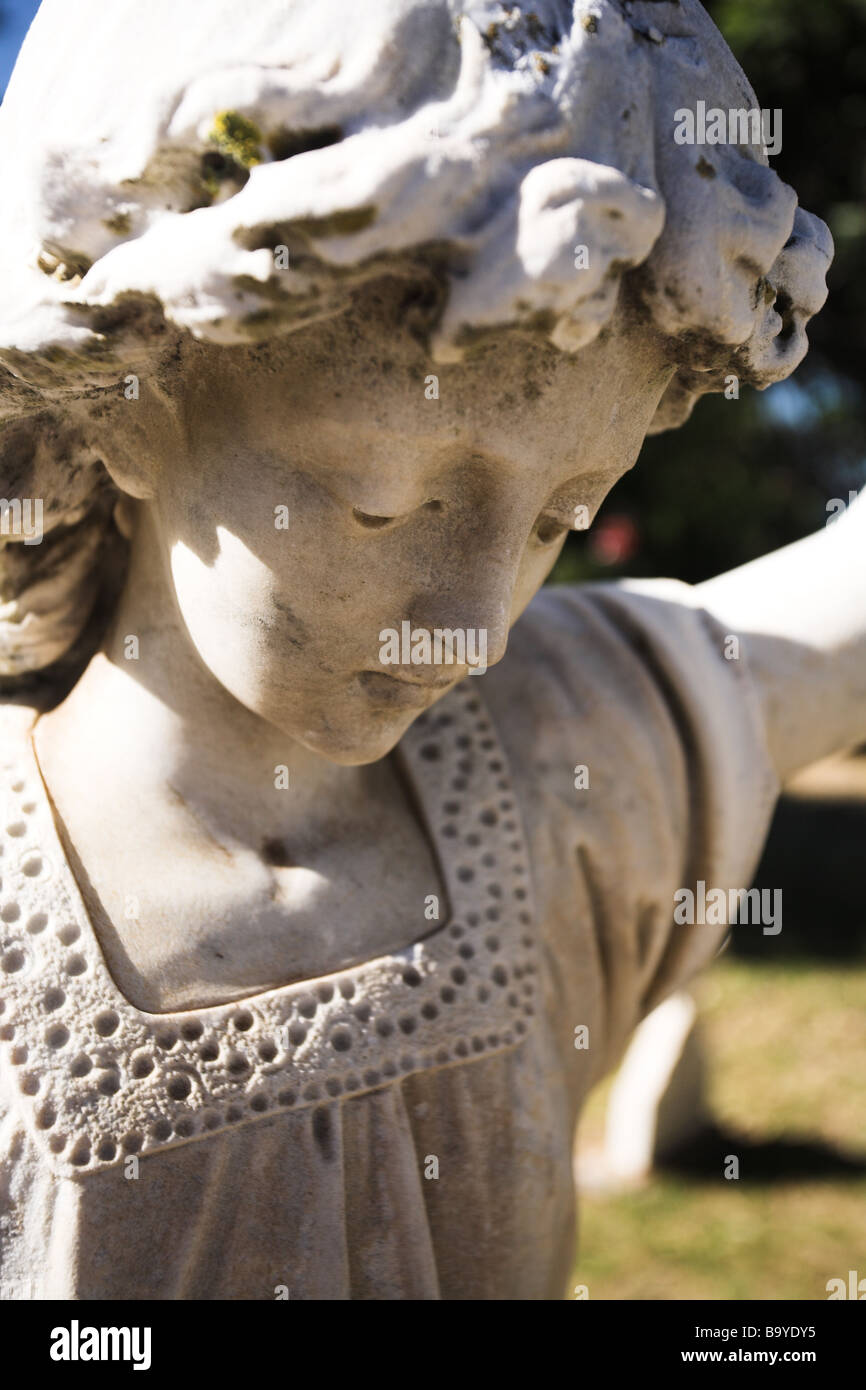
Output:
top-left (0, 0), bottom-right (41, 99)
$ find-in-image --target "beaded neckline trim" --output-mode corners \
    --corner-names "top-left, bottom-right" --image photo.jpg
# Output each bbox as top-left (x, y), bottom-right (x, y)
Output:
top-left (0, 683), bottom-right (538, 1176)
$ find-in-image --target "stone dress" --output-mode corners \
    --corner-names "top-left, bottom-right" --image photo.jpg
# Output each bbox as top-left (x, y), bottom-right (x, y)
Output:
top-left (0, 580), bottom-right (778, 1300)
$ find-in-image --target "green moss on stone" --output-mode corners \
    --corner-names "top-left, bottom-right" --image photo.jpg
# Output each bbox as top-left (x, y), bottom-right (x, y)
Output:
top-left (290, 206), bottom-right (377, 238)
top-left (209, 110), bottom-right (263, 169)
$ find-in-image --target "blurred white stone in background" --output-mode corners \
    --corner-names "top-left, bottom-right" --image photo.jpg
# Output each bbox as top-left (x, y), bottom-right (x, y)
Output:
top-left (576, 991), bottom-right (708, 1192)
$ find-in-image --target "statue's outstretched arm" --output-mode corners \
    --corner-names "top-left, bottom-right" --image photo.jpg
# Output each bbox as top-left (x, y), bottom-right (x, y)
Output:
top-left (698, 489), bottom-right (866, 781)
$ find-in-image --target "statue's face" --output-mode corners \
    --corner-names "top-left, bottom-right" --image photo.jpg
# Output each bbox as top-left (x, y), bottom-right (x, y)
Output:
top-left (119, 304), bottom-right (674, 762)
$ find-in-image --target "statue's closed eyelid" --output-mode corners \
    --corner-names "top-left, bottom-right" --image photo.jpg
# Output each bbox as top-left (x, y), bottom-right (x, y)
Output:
top-left (305, 475), bottom-right (411, 521)
top-left (352, 507), bottom-right (395, 529)
top-left (352, 499), bottom-right (443, 529)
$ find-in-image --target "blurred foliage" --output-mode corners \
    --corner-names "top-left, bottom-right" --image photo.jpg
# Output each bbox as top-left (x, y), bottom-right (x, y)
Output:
top-left (553, 0), bottom-right (866, 587)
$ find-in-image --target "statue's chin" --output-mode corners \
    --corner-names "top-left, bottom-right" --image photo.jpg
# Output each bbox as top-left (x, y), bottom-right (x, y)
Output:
top-left (295, 721), bottom-right (411, 767)
top-left (256, 672), bottom-right (456, 764)
top-left (249, 698), bottom-right (395, 762)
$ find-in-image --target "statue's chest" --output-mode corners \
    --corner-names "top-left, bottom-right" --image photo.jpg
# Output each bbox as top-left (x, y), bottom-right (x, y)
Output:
top-left (89, 803), bottom-right (450, 1012)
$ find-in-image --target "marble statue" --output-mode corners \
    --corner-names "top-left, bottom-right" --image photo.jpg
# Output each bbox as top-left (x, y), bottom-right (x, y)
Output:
top-left (0, 0), bottom-right (862, 1300)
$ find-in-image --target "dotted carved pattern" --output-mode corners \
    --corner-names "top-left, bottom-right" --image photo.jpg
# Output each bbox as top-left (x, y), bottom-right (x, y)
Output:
top-left (0, 683), bottom-right (538, 1176)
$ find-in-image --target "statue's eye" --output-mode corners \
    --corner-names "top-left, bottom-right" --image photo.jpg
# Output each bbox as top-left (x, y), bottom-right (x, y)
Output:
top-left (352, 500), bottom-right (442, 530)
top-left (534, 513), bottom-right (569, 545)
top-left (352, 507), bottom-right (394, 529)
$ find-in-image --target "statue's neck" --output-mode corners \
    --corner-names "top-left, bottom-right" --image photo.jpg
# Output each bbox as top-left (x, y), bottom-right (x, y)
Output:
top-left (36, 501), bottom-right (369, 838)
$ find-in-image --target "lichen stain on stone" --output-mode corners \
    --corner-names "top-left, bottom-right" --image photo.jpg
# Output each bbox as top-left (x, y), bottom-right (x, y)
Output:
top-left (290, 207), bottom-right (378, 238)
top-left (209, 110), bottom-right (263, 169)
top-left (696, 157), bottom-right (716, 180)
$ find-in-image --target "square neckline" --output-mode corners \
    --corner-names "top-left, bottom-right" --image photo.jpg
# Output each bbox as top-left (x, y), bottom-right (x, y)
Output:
top-left (0, 681), bottom-right (540, 1175)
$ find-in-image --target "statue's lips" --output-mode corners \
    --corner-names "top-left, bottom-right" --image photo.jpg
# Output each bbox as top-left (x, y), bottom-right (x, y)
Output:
top-left (358, 669), bottom-right (457, 706)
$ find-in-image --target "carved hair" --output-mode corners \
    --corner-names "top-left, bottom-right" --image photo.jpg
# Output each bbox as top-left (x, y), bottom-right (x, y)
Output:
top-left (0, 0), bottom-right (832, 682)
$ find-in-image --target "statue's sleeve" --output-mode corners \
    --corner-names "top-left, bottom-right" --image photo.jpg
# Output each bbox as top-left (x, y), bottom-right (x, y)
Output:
top-left (484, 578), bottom-right (781, 1081)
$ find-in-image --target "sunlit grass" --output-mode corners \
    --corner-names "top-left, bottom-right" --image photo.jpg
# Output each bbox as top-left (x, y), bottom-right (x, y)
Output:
top-left (573, 960), bottom-right (866, 1300)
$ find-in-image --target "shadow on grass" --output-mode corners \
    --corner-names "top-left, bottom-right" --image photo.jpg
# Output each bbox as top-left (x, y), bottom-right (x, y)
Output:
top-left (733, 791), bottom-right (866, 963)
top-left (658, 1124), bottom-right (866, 1184)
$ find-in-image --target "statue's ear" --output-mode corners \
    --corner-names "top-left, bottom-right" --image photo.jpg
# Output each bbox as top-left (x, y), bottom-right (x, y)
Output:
top-left (74, 376), bottom-right (184, 502)
top-left (97, 449), bottom-right (157, 502)
top-left (112, 494), bottom-right (137, 540)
